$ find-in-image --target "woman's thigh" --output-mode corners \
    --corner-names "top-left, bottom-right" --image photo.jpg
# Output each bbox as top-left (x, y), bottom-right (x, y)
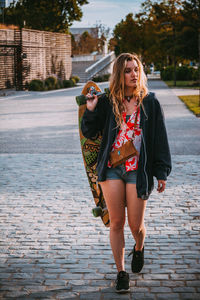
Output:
top-left (99, 180), bottom-right (126, 224)
top-left (126, 184), bottom-right (147, 229)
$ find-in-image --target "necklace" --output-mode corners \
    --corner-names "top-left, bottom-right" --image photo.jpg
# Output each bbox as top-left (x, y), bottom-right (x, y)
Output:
top-left (124, 95), bottom-right (133, 102)
top-left (124, 96), bottom-right (138, 107)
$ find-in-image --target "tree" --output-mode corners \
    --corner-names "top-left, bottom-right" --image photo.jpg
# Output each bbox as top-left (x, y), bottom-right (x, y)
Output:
top-left (1, 0), bottom-right (88, 33)
top-left (136, 0), bottom-right (183, 66)
top-left (72, 31), bottom-right (101, 55)
top-left (180, 0), bottom-right (200, 61)
top-left (112, 13), bottom-right (142, 56)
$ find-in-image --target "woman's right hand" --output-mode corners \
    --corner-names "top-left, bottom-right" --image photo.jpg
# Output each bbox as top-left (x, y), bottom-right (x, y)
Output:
top-left (86, 93), bottom-right (98, 112)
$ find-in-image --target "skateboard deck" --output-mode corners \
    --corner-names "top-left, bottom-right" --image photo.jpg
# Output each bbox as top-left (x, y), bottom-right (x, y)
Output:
top-left (76, 81), bottom-right (110, 227)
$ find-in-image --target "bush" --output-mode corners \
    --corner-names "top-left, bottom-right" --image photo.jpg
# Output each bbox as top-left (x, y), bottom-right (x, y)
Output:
top-left (161, 65), bottom-right (199, 81)
top-left (29, 79), bottom-right (45, 91)
top-left (44, 76), bottom-right (57, 90)
top-left (92, 74), bottom-right (110, 82)
top-left (56, 79), bottom-right (64, 89)
top-left (161, 66), bottom-right (174, 81)
top-left (63, 79), bottom-right (75, 88)
top-left (28, 76), bottom-right (78, 91)
top-left (192, 67), bottom-right (200, 81)
top-left (176, 66), bottom-right (193, 81)
top-left (70, 75), bottom-right (80, 83)
top-left (70, 77), bottom-right (76, 86)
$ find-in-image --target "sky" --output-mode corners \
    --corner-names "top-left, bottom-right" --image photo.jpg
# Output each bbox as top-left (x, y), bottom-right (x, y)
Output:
top-left (72, 0), bottom-right (144, 30)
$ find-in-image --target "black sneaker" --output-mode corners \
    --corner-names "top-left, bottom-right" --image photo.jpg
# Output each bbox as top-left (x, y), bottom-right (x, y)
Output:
top-left (128, 244), bottom-right (144, 273)
top-left (115, 271), bottom-right (130, 293)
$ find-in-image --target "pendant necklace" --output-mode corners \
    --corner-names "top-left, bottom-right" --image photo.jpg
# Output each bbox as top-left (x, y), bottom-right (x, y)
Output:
top-left (124, 95), bottom-right (133, 102)
top-left (124, 95), bottom-right (138, 107)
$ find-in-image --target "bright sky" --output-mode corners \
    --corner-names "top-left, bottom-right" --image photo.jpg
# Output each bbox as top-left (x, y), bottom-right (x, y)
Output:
top-left (72, 0), bottom-right (144, 30)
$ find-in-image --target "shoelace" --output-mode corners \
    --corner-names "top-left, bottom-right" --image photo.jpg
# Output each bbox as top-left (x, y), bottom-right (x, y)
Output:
top-left (128, 250), bottom-right (134, 257)
top-left (128, 249), bottom-right (142, 257)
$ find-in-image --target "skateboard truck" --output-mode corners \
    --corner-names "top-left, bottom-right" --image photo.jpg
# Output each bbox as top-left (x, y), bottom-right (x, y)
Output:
top-left (76, 87), bottom-right (104, 106)
top-left (92, 206), bottom-right (106, 217)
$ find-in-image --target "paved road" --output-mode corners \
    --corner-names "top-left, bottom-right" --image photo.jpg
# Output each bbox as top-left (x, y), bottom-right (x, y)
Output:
top-left (0, 81), bottom-right (200, 299)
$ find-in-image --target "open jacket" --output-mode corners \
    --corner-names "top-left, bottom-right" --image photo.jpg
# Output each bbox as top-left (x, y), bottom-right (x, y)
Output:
top-left (81, 92), bottom-right (172, 200)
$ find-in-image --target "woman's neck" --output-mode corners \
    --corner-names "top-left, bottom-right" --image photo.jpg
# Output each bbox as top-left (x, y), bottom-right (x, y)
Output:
top-left (124, 87), bottom-right (135, 96)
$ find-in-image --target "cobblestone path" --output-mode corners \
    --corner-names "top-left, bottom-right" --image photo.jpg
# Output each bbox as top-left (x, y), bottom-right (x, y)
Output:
top-left (0, 82), bottom-right (200, 299)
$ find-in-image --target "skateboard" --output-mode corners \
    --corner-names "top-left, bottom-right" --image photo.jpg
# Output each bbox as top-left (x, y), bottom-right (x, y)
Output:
top-left (76, 81), bottom-right (110, 227)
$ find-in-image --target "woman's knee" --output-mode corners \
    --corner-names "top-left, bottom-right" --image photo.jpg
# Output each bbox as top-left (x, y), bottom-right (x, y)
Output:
top-left (110, 218), bottom-right (125, 231)
top-left (128, 222), bottom-right (145, 234)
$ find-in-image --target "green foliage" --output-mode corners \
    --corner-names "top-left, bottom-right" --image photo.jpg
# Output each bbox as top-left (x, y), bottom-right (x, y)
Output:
top-left (180, 0), bottom-right (200, 61)
top-left (29, 79), bottom-right (45, 91)
top-left (57, 79), bottom-right (64, 89)
top-left (2, 0), bottom-right (89, 32)
top-left (161, 65), bottom-right (199, 81)
top-left (70, 77), bottom-right (76, 86)
top-left (161, 66), bottom-right (174, 80)
top-left (70, 75), bottom-right (80, 83)
top-left (192, 67), bottom-right (200, 81)
top-left (63, 79), bottom-right (75, 88)
top-left (29, 76), bottom-right (76, 91)
top-left (111, 0), bottom-right (199, 66)
top-left (92, 74), bottom-right (110, 82)
top-left (72, 30), bottom-right (101, 55)
top-left (176, 66), bottom-right (194, 81)
top-left (113, 13), bottom-right (142, 56)
top-left (44, 76), bottom-right (57, 90)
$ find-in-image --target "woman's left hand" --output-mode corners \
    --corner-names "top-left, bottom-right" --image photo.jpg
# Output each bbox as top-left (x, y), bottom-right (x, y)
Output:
top-left (157, 180), bottom-right (166, 193)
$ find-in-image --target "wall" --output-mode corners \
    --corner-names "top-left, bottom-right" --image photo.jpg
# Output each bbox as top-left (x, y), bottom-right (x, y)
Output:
top-left (0, 28), bottom-right (71, 90)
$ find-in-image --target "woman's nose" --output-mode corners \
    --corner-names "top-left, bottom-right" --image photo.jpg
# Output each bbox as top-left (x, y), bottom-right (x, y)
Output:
top-left (131, 70), bottom-right (137, 77)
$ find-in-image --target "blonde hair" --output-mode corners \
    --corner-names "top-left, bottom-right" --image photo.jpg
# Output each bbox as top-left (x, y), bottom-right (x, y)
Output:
top-left (109, 53), bottom-right (148, 127)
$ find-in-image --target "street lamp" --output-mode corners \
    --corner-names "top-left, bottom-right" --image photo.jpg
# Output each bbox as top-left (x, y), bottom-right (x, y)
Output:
top-left (161, 21), bottom-right (176, 87)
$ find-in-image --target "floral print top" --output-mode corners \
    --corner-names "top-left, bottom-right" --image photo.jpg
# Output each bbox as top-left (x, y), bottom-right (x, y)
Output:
top-left (108, 108), bottom-right (142, 171)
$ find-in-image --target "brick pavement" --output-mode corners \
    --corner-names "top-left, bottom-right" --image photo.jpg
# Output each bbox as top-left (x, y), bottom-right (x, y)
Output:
top-left (0, 81), bottom-right (200, 299)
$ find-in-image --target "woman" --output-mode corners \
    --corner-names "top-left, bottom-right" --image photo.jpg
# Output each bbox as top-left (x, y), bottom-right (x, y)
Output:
top-left (81, 53), bottom-right (171, 293)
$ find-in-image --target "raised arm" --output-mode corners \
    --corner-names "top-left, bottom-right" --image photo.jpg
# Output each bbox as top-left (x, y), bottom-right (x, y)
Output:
top-left (81, 94), bottom-right (109, 139)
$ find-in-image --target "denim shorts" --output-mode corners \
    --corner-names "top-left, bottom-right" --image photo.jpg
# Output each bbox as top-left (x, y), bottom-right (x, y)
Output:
top-left (105, 164), bottom-right (137, 184)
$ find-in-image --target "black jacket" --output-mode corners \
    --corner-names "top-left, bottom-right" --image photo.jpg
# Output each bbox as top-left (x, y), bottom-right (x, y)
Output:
top-left (81, 92), bottom-right (172, 200)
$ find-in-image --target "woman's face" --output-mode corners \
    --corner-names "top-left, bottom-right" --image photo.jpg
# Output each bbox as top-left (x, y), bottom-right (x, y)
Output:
top-left (124, 59), bottom-right (139, 90)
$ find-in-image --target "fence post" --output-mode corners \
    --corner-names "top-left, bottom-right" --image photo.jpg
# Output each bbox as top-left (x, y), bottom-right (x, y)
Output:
top-left (14, 28), bottom-right (23, 90)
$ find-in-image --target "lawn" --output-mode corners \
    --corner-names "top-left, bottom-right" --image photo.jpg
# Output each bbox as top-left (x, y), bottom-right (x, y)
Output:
top-left (178, 95), bottom-right (200, 116)
top-left (165, 80), bottom-right (199, 89)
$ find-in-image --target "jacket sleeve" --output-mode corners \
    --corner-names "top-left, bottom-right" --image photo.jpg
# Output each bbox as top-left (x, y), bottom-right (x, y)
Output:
top-left (153, 99), bottom-right (172, 180)
top-left (81, 95), bottom-right (109, 139)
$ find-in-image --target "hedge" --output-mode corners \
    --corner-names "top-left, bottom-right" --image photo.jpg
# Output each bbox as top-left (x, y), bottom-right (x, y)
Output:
top-left (28, 75), bottom-right (80, 91)
top-left (161, 66), bottom-right (199, 81)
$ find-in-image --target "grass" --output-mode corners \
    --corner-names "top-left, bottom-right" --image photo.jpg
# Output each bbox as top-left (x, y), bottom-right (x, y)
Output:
top-left (165, 80), bottom-right (199, 89)
top-left (178, 95), bottom-right (200, 116)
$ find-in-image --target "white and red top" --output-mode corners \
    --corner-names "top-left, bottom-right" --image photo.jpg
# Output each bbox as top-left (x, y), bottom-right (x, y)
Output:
top-left (108, 108), bottom-right (142, 171)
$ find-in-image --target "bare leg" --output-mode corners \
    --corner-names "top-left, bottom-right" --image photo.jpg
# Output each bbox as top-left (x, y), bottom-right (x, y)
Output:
top-left (126, 184), bottom-right (147, 251)
top-left (99, 180), bottom-right (126, 272)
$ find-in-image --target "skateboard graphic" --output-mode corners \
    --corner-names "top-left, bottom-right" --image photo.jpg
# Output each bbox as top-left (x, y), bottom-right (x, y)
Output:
top-left (76, 81), bottom-right (110, 227)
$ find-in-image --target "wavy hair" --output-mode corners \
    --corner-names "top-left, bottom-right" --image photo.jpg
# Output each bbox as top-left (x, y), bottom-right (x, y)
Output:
top-left (109, 53), bottom-right (148, 127)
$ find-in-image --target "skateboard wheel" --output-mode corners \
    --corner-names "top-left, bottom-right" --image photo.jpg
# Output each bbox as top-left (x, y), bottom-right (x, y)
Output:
top-left (92, 207), bottom-right (103, 217)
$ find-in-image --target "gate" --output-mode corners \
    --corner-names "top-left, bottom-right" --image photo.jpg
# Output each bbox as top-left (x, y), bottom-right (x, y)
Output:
top-left (0, 29), bottom-right (23, 90)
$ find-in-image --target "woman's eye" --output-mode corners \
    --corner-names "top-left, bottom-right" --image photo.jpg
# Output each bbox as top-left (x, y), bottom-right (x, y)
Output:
top-left (125, 69), bottom-right (131, 73)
